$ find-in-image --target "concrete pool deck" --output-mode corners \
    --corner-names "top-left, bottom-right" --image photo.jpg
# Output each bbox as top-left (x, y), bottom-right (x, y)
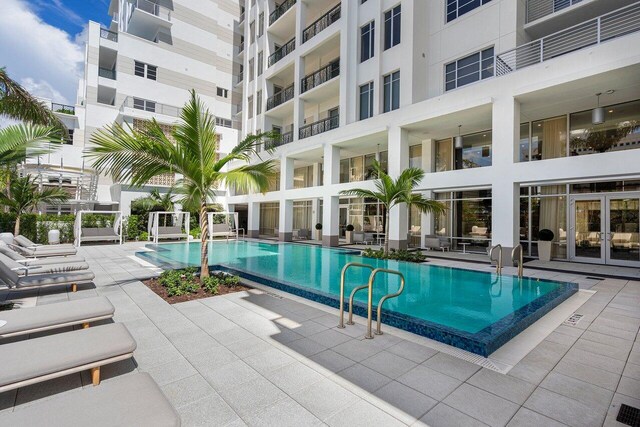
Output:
top-left (1, 242), bottom-right (639, 426)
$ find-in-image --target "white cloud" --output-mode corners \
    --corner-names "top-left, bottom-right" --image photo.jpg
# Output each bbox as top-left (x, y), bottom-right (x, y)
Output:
top-left (0, 0), bottom-right (84, 105)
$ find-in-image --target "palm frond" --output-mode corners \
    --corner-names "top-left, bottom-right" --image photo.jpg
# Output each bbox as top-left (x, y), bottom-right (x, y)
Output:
top-left (0, 124), bottom-right (59, 166)
top-left (220, 161), bottom-right (277, 194)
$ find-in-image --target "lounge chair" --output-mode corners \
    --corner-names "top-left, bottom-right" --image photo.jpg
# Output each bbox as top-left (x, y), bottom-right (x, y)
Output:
top-left (14, 235), bottom-right (76, 250)
top-left (12, 236), bottom-right (77, 257)
top-left (0, 297), bottom-right (115, 339)
top-left (210, 223), bottom-right (236, 240)
top-left (424, 235), bottom-right (451, 252)
top-left (0, 373), bottom-right (180, 427)
top-left (76, 227), bottom-right (121, 246)
top-left (155, 226), bottom-right (188, 241)
top-left (353, 231), bottom-right (373, 245)
top-left (0, 251), bottom-right (89, 276)
top-left (0, 242), bottom-right (85, 266)
top-left (0, 253), bottom-right (95, 292)
top-left (0, 323), bottom-right (136, 392)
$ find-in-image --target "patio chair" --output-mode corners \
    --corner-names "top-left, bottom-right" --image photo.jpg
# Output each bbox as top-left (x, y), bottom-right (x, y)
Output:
top-left (0, 323), bottom-right (136, 392)
top-left (424, 235), bottom-right (451, 252)
top-left (0, 373), bottom-right (180, 427)
top-left (14, 235), bottom-right (76, 251)
top-left (0, 297), bottom-right (115, 339)
top-left (0, 242), bottom-right (85, 265)
top-left (0, 253), bottom-right (95, 293)
top-left (12, 236), bottom-right (78, 257)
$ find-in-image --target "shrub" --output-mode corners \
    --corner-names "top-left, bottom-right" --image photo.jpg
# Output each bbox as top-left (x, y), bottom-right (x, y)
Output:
top-left (345, 224), bottom-right (354, 232)
top-left (158, 268), bottom-right (199, 296)
top-left (201, 276), bottom-right (220, 294)
top-left (538, 229), bottom-right (554, 241)
top-left (139, 231), bottom-right (149, 241)
top-left (361, 248), bottom-right (426, 263)
top-left (190, 227), bottom-right (201, 239)
top-left (125, 215), bottom-right (142, 241)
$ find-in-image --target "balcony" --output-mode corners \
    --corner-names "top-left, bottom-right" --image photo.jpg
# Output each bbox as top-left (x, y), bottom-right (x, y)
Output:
top-left (99, 28), bottom-right (118, 42)
top-left (132, 0), bottom-right (171, 21)
top-left (239, 41), bottom-right (244, 52)
top-left (98, 67), bottom-right (116, 80)
top-left (266, 84), bottom-right (294, 111)
top-left (270, 0), bottom-right (296, 25)
top-left (120, 97), bottom-right (181, 118)
top-left (127, 0), bottom-right (172, 41)
top-left (301, 60), bottom-right (339, 93)
top-left (299, 114), bottom-right (339, 139)
top-left (51, 103), bottom-right (75, 115)
top-left (268, 38), bottom-right (295, 67)
top-left (264, 131), bottom-right (294, 150)
top-left (496, 2), bottom-right (640, 75)
top-left (526, 0), bottom-right (583, 23)
top-left (302, 4), bottom-right (341, 44)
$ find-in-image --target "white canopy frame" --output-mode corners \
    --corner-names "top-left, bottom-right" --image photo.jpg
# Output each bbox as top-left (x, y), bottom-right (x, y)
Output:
top-left (148, 211), bottom-right (191, 244)
top-left (74, 210), bottom-right (123, 247)
top-left (207, 211), bottom-right (244, 241)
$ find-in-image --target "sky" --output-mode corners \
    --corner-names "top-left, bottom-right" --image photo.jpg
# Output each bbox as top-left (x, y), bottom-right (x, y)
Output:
top-left (0, 0), bottom-right (110, 105)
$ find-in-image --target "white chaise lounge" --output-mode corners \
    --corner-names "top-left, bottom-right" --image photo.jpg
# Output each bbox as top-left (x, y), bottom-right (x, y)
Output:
top-left (13, 235), bottom-right (77, 257)
top-left (0, 253), bottom-right (95, 292)
top-left (0, 323), bottom-right (136, 392)
top-left (0, 297), bottom-right (115, 339)
top-left (0, 373), bottom-right (180, 427)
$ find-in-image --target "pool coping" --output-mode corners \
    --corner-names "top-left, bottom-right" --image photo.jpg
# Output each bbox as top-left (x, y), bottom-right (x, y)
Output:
top-left (136, 242), bottom-right (578, 357)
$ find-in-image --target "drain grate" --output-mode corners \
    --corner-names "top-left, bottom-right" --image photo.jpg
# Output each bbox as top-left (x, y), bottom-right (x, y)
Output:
top-left (586, 276), bottom-right (605, 281)
top-left (564, 313), bottom-right (584, 326)
top-left (617, 404), bottom-right (640, 426)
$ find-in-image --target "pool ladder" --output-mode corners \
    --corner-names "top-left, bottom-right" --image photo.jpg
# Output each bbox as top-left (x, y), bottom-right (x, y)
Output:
top-left (489, 244), bottom-right (503, 275)
top-left (512, 244), bottom-right (524, 278)
top-left (338, 262), bottom-right (406, 339)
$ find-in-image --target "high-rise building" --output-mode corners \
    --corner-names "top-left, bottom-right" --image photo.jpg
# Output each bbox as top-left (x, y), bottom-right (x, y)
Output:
top-left (229, 0), bottom-right (640, 268)
top-left (76, 0), bottom-right (244, 214)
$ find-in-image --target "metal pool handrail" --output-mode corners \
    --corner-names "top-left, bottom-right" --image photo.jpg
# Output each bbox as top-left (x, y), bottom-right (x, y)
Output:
top-left (512, 244), bottom-right (524, 278)
top-left (489, 244), bottom-right (503, 275)
top-left (373, 269), bottom-right (406, 336)
top-left (338, 262), bottom-right (374, 329)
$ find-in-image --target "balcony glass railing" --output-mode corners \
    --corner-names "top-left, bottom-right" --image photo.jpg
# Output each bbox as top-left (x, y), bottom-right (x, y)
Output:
top-left (132, 0), bottom-right (171, 21)
top-left (299, 114), bottom-right (339, 139)
top-left (98, 67), bottom-right (116, 80)
top-left (100, 28), bottom-right (118, 42)
top-left (269, 0), bottom-right (296, 25)
top-left (266, 84), bottom-right (294, 111)
top-left (496, 2), bottom-right (640, 76)
top-left (526, 0), bottom-right (583, 23)
top-left (301, 60), bottom-right (339, 93)
top-left (51, 103), bottom-right (75, 115)
top-left (121, 97), bottom-right (181, 117)
top-left (268, 38), bottom-right (295, 67)
top-left (302, 4), bottom-right (341, 43)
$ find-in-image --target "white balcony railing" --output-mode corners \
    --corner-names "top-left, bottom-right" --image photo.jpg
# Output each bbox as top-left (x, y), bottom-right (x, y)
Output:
top-left (132, 0), bottom-right (171, 21)
top-left (526, 0), bottom-right (583, 23)
top-left (496, 2), bottom-right (640, 76)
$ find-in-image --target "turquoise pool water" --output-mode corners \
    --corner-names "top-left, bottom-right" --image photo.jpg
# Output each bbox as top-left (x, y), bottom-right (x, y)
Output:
top-left (138, 241), bottom-right (576, 355)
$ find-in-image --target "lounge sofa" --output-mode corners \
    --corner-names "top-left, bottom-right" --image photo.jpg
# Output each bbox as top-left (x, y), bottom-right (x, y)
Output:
top-left (424, 235), bottom-right (451, 252)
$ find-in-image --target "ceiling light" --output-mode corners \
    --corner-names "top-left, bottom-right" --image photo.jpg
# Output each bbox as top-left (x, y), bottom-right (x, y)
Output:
top-left (592, 93), bottom-right (604, 125)
top-left (455, 125), bottom-right (463, 149)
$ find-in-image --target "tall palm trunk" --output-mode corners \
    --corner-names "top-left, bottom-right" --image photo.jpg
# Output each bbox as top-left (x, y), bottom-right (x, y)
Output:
top-left (14, 214), bottom-right (20, 235)
top-left (384, 209), bottom-right (390, 254)
top-left (199, 201), bottom-right (210, 278)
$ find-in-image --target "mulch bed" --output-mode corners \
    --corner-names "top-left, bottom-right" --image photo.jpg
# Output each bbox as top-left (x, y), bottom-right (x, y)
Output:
top-left (143, 277), bottom-right (250, 304)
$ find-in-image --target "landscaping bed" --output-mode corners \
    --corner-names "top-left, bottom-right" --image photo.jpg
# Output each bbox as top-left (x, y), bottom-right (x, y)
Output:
top-left (143, 268), bottom-right (249, 304)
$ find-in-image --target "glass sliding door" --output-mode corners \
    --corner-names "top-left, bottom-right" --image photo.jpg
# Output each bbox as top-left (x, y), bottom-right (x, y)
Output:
top-left (607, 196), bottom-right (640, 266)
top-left (570, 197), bottom-right (604, 262)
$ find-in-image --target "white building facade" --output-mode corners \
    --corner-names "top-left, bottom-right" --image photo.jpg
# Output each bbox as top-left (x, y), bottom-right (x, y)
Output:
top-left (77, 0), bottom-right (243, 214)
top-left (228, 0), bottom-right (640, 267)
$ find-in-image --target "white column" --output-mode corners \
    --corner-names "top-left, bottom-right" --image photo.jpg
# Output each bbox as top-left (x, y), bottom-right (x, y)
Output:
top-left (247, 201), bottom-right (260, 238)
top-left (280, 156), bottom-right (294, 191)
top-left (322, 144), bottom-right (341, 246)
top-left (338, 0), bottom-right (351, 126)
top-left (387, 126), bottom-right (410, 250)
top-left (279, 199), bottom-right (293, 241)
top-left (421, 138), bottom-right (435, 247)
top-left (491, 96), bottom-right (520, 253)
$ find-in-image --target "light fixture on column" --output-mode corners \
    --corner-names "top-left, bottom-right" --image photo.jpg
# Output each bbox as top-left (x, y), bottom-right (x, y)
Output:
top-left (454, 125), bottom-right (463, 149)
top-left (592, 93), bottom-right (604, 125)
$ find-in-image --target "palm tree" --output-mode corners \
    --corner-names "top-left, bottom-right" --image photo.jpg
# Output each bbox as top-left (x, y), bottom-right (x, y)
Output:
top-left (0, 124), bottom-right (57, 166)
top-left (0, 67), bottom-right (65, 129)
top-left (340, 160), bottom-right (445, 254)
top-left (86, 90), bottom-right (276, 277)
top-left (0, 175), bottom-right (69, 235)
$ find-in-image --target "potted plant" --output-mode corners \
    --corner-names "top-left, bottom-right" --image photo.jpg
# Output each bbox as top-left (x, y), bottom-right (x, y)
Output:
top-left (538, 229), bottom-right (554, 262)
top-left (345, 224), bottom-right (354, 244)
top-left (315, 223), bottom-right (322, 241)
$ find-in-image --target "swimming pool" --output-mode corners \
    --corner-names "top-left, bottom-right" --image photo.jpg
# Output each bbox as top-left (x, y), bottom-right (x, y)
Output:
top-left (137, 241), bottom-right (577, 356)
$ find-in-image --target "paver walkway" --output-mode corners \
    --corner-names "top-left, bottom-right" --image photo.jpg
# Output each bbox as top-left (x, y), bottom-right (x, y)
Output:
top-left (1, 242), bottom-right (639, 426)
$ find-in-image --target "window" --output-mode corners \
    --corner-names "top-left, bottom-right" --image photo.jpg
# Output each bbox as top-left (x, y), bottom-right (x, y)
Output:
top-left (249, 59), bottom-right (255, 81)
top-left (257, 90), bottom-right (262, 115)
top-left (134, 61), bottom-right (157, 80)
top-left (258, 51), bottom-right (263, 76)
top-left (360, 22), bottom-right (375, 63)
top-left (383, 71), bottom-right (400, 113)
top-left (133, 98), bottom-right (156, 112)
top-left (217, 87), bottom-right (229, 98)
top-left (258, 12), bottom-right (264, 37)
top-left (250, 21), bottom-right (255, 43)
top-left (384, 5), bottom-right (401, 50)
top-left (446, 0), bottom-right (492, 23)
top-left (445, 47), bottom-right (493, 91)
top-left (64, 129), bottom-right (74, 145)
top-left (359, 82), bottom-right (374, 120)
top-left (409, 144), bottom-right (422, 168)
top-left (248, 96), bottom-right (254, 119)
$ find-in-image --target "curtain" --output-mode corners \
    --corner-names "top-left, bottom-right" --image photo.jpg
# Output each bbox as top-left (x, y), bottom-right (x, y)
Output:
top-left (541, 117), bottom-right (567, 159)
top-left (259, 203), bottom-right (279, 236)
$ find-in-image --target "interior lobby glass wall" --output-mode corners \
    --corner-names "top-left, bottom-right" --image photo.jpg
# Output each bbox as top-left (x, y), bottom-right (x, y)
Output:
top-left (341, 198), bottom-right (385, 233)
top-left (518, 99), bottom-right (639, 162)
top-left (292, 200), bottom-right (312, 236)
top-left (409, 144), bottom-right (422, 168)
top-left (293, 166), bottom-right (313, 189)
top-left (520, 185), bottom-right (568, 259)
top-left (340, 151), bottom-right (388, 183)
top-left (435, 131), bottom-right (492, 171)
top-left (259, 202), bottom-right (279, 237)
top-left (408, 204), bottom-right (421, 247)
top-left (434, 190), bottom-right (492, 252)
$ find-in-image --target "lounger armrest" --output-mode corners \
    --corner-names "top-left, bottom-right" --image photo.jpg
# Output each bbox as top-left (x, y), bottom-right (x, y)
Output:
top-left (11, 265), bottom-right (42, 276)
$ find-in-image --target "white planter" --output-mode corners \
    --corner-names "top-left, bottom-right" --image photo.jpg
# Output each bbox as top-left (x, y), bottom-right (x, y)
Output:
top-left (315, 229), bottom-right (322, 241)
top-left (345, 231), bottom-right (353, 244)
top-left (538, 241), bottom-right (552, 262)
top-left (48, 230), bottom-right (60, 245)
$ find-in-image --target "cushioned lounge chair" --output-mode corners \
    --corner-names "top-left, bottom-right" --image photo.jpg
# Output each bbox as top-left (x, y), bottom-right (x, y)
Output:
top-left (0, 373), bottom-right (180, 427)
top-left (0, 253), bottom-right (89, 276)
top-left (11, 241), bottom-right (78, 258)
top-left (0, 253), bottom-right (94, 292)
top-left (0, 323), bottom-right (136, 392)
top-left (0, 297), bottom-right (115, 339)
top-left (14, 235), bottom-right (76, 250)
top-left (156, 226), bottom-right (188, 241)
top-left (0, 242), bottom-right (85, 264)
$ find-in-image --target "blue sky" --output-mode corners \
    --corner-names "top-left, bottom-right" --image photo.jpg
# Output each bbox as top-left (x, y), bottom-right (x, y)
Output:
top-left (0, 0), bottom-right (109, 105)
